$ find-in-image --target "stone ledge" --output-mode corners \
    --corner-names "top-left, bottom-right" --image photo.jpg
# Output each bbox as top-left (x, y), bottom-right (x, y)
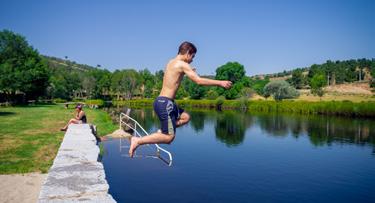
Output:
top-left (38, 124), bottom-right (116, 203)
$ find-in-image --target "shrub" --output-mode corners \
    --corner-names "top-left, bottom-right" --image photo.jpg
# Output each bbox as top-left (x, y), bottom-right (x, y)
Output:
top-left (215, 96), bottom-right (225, 110)
top-left (310, 74), bottom-right (326, 98)
top-left (85, 99), bottom-right (105, 108)
top-left (205, 89), bottom-right (219, 100)
top-left (53, 98), bottom-right (67, 103)
top-left (263, 80), bottom-right (299, 101)
top-left (241, 87), bottom-right (255, 98)
top-left (237, 96), bottom-right (249, 110)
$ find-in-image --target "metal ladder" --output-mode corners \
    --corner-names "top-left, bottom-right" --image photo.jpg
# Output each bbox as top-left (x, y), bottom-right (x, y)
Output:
top-left (119, 111), bottom-right (173, 166)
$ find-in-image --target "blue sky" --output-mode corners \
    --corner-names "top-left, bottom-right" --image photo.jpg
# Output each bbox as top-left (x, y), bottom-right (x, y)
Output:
top-left (1, 0), bottom-right (374, 76)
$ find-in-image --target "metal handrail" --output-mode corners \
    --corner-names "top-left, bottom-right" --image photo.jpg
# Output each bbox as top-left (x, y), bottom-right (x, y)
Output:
top-left (120, 112), bottom-right (173, 166)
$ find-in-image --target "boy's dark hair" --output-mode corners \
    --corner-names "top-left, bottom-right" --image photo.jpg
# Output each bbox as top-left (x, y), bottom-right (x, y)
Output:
top-left (178, 41), bottom-right (197, 55)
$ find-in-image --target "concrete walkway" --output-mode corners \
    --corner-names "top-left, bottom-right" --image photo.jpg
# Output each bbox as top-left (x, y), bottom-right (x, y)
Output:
top-left (38, 124), bottom-right (116, 202)
top-left (0, 173), bottom-right (46, 203)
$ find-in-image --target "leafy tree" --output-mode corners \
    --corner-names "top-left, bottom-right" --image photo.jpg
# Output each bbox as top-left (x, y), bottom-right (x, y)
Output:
top-left (87, 69), bottom-right (111, 98)
top-left (224, 82), bottom-right (244, 99)
top-left (48, 68), bottom-right (81, 100)
top-left (111, 69), bottom-right (141, 100)
top-left (324, 60), bottom-right (335, 85)
top-left (0, 30), bottom-right (50, 102)
top-left (152, 70), bottom-right (164, 97)
top-left (175, 86), bottom-right (189, 99)
top-left (263, 80), bottom-right (299, 101)
top-left (310, 74), bottom-right (326, 98)
top-left (48, 74), bottom-right (68, 99)
top-left (97, 70), bottom-right (112, 98)
top-left (111, 70), bottom-right (125, 100)
top-left (139, 69), bottom-right (155, 98)
top-left (82, 75), bottom-right (96, 98)
top-left (289, 69), bottom-right (306, 89)
top-left (240, 76), bottom-right (252, 87)
top-left (215, 62), bottom-right (246, 99)
top-left (68, 72), bottom-right (82, 98)
top-left (308, 64), bottom-right (325, 81)
top-left (184, 78), bottom-right (207, 99)
top-left (215, 62), bottom-right (245, 82)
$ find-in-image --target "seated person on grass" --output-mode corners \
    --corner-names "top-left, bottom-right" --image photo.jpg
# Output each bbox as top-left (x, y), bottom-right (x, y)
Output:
top-left (60, 104), bottom-right (87, 131)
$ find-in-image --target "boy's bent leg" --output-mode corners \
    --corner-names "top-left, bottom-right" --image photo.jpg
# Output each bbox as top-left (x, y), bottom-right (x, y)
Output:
top-left (176, 112), bottom-right (190, 127)
top-left (139, 132), bottom-right (175, 144)
top-left (129, 132), bottom-right (175, 157)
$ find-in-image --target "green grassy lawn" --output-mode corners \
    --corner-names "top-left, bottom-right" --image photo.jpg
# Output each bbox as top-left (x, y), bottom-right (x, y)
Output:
top-left (0, 104), bottom-right (117, 174)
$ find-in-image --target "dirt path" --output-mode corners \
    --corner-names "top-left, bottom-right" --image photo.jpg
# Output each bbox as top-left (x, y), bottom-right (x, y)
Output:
top-left (0, 173), bottom-right (46, 203)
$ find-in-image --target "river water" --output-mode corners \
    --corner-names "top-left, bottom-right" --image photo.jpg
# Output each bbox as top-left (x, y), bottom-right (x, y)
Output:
top-left (101, 108), bottom-right (375, 203)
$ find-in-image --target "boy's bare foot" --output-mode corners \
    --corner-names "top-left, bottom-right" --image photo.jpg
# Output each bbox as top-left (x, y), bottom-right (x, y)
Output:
top-left (129, 136), bottom-right (140, 158)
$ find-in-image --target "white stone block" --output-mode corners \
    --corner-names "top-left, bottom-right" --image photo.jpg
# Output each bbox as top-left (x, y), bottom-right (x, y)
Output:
top-left (38, 124), bottom-right (115, 202)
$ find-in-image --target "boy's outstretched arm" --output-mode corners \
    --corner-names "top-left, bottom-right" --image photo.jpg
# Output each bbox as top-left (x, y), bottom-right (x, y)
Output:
top-left (182, 64), bottom-right (232, 89)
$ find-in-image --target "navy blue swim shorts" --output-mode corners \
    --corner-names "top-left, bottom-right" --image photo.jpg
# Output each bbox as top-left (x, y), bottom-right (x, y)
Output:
top-left (153, 96), bottom-right (184, 135)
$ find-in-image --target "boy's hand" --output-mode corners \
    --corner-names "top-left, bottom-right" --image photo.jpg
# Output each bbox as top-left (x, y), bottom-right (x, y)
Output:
top-left (220, 81), bottom-right (232, 89)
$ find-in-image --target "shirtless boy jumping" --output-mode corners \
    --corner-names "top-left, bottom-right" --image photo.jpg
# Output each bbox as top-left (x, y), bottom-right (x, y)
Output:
top-left (129, 41), bottom-right (232, 157)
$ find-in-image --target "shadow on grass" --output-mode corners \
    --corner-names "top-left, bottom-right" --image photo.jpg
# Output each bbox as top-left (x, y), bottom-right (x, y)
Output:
top-left (0, 112), bottom-right (16, 116)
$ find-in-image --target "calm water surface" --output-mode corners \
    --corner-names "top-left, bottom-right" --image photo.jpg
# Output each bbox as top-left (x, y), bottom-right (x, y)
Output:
top-left (101, 108), bottom-right (375, 203)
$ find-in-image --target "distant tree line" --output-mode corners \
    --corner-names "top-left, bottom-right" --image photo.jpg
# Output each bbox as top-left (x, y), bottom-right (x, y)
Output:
top-left (45, 60), bottom-right (267, 101)
top-left (287, 59), bottom-right (375, 89)
top-left (51, 59), bottom-right (372, 102)
top-left (1, 30), bottom-right (374, 104)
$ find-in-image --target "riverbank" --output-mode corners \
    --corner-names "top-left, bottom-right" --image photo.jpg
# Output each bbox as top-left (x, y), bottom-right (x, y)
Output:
top-left (113, 99), bottom-right (375, 118)
top-left (0, 104), bottom-right (117, 174)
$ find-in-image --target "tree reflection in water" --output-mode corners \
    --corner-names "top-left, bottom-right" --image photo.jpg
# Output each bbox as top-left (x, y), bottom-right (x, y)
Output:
top-left (106, 107), bottom-right (375, 152)
top-left (214, 111), bottom-right (253, 147)
top-left (254, 113), bottom-right (375, 149)
top-left (189, 111), bottom-right (206, 132)
top-left (256, 113), bottom-right (289, 137)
